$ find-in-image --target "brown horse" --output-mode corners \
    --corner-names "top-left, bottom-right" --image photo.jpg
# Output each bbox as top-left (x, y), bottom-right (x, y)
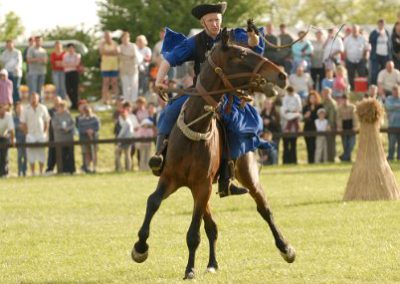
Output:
top-left (132, 28), bottom-right (295, 279)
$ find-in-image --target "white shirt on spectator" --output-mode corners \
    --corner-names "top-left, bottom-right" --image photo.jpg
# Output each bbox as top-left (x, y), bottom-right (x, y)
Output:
top-left (344, 35), bottom-right (369, 63)
top-left (377, 69), bottom-right (400, 91)
top-left (0, 112), bottom-right (14, 137)
top-left (323, 36), bottom-right (344, 62)
top-left (315, 118), bottom-right (329, 131)
top-left (118, 116), bottom-right (134, 139)
top-left (20, 104), bottom-right (50, 138)
top-left (281, 93), bottom-right (302, 121)
top-left (376, 31), bottom-right (389, 56)
top-left (289, 73), bottom-right (313, 94)
top-left (0, 48), bottom-right (23, 77)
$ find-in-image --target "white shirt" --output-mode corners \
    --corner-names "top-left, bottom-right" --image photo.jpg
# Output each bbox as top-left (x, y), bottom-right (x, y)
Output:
top-left (0, 48), bottom-right (23, 77)
top-left (0, 112), bottom-right (14, 137)
top-left (323, 37), bottom-right (344, 61)
top-left (376, 31), bottom-right (389, 56)
top-left (377, 69), bottom-right (400, 91)
top-left (315, 118), bottom-right (329, 131)
top-left (281, 93), bottom-right (302, 121)
top-left (289, 73), bottom-right (313, 93)
top-left (20, 104), bottom-right (50, 137)
top-left (344, 35), bottom-right (369, 63)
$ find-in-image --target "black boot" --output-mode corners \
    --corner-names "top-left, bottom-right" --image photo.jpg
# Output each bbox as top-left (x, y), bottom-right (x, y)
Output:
top-left (218, 159), bottom-right (248, 198)
top-left (148, 134), bottom-right (167, 175)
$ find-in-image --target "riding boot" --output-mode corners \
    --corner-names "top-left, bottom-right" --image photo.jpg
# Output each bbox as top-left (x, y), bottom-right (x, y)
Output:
top-left (148, 134), bottom-right (167, 173)
top-left (218, 159), bottom-right (249, 198)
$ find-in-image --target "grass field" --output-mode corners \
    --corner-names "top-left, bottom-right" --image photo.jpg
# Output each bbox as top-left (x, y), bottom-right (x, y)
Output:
top-left (1, 164), bottom-right (400, 283)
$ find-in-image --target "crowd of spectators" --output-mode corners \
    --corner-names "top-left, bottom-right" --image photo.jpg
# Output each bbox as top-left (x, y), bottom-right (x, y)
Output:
top-left (1, 16), bottom-right (400, 177)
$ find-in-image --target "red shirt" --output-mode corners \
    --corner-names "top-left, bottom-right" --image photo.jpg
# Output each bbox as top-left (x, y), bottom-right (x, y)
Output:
top-left (50, 51), bottom-right (65, 71)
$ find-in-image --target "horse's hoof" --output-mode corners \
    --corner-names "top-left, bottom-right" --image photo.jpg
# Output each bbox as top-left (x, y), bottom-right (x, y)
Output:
top-left (206, 267), bottom-right (217, 274)
top-left (280, 245), bottom-right (296, 263)
top-left (183, 269), bottom-right (195, 280)
top-left (131, 246), bottom-right (148, 263)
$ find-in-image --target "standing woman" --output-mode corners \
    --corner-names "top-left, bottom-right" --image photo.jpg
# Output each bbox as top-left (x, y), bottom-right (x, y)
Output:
top-left (119, 32), bottom-right (143, 103)
top-left (99, 31), bottom-right (119, 105)
top-left (136, 35), bottom-right (152, 95)
top-left (302, 91), bottom-right (323, 164)
top-left (63, 43), bottom-right (81, 110)
top-left (50, 41), bottom-right (66, 98)
top-left (392, 21), bottom-right (400, 70)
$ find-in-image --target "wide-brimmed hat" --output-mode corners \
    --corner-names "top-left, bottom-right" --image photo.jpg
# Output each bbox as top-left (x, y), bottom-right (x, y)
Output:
top-left (191, 2), bottom-right (227, 20)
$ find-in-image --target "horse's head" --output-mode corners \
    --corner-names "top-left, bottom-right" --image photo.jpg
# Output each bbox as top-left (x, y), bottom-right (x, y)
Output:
top-left (208, 27), bottom-right (287, 97)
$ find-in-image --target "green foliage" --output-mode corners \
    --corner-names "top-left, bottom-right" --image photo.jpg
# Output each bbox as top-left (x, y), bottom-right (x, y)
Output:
top-left (0, 11), bottom-right (24, 41)
top-left (41, 26), bottom-right (101, 98)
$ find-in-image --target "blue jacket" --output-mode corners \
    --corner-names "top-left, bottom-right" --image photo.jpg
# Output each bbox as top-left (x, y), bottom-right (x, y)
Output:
top-left (369, 29), bottom-right (392, 60)
top-left (385, 96), bottom-right (400, 128)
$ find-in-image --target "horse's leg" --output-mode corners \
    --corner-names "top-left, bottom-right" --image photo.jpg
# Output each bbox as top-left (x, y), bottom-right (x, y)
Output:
top-left (132, 177), bottom-right (177, 263)
top-left (236, 152), bottom-right (296, 263)
top-left (203, 203), bottom-right (218, 273)
top-left (184, 185), bottom-right (211, 279)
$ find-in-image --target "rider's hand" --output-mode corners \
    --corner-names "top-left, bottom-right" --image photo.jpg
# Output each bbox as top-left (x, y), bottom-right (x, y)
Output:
top-left (155, 81), bottom-right (169, 102)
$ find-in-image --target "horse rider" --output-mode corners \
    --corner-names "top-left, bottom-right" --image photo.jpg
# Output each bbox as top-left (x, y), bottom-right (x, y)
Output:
top-left (149, 1), bottom-right (271, 197)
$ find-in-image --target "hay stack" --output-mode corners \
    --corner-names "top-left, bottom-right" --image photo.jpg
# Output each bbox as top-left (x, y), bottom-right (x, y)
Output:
top-left (343, 98), bottom-right (400, 201)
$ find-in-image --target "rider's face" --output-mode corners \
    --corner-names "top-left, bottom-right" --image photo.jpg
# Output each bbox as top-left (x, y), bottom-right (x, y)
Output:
top-left (201, 13), bottom-right (222, 38)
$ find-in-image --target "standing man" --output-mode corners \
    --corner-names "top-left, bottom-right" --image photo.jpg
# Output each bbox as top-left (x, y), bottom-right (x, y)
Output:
top-left (321, 87), bottom-right (337, 162)
top-left (150, 2), bottom-right (264, 197)
top-left (0, 39), bottom-right (23, 103)
top-left (20, 93), bottom-right (50, 175)
top-left (344, 25), bottom-right (370, 90)
top-left (27, 36), bottom-right (48, 95)
top-left (310, 30), bottom-right (325, 92)
top-left (323, 28), bottom-right (344, 71)
top-left (263, 23), bottom-right (279, 64)
top-left (369, 19), bottom-right (392, 85)
top-left (385, 85), bottom-right (400, 161)
top-left (275, 24), bottom-right (293, 74)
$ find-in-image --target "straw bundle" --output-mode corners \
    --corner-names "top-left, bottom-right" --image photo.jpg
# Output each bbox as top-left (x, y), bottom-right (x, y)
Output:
top-left (343, 99), bottom-right (400, 201)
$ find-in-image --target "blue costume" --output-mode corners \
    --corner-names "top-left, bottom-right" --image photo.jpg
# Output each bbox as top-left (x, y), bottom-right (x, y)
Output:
top-left (158, 27), bottom-right (271, 159)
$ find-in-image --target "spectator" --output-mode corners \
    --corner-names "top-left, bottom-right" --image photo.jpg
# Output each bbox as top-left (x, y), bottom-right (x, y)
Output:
top-left (119, 32), bottom-right (143, 103)
top-left (0, 39), bottom-right (22, 103)
top-left (332, 65), bottom-right (349, 99)
top-left (275, 24), bottom-right (293, 74)
top-left (280, 86), bottom-right (302, 164)
top-left (288, 63), bottom-right (313, 102)
top-left (134, 96), bottom-right (149, 123)
top-left (367, 84), bottom-right (384, 103)
top-left (321, 69), bottom-right (334, 90)
top-left (344, 25), bottom-right (370, 90)
top-left (263, 23), bottom-right (279, 65)
top-left (75, 99), bottom-right (88, 172)
top-left (392, 21), bottom-right (400, 70)
top-left (314, 108), bottom-right (330, 163)
top-left (63, 43), bottom-right (81, 110)
top-left (13, 102), bottom-right (27, 176)
top-left (136, 118), bottom-right (154, 171)
top-left (385, 85), bottom-right (400, 161)
top-left (27, 36), bottom-right (48, 95)
top-left (152, 28), bottom-right (166, 67)
top-left (77, 105), bottom-right (100, 173)
top-left (20, 93), bottom-right (50, 175)
top-left (321, 87), bottom-right (337, 162)
top-left (0, 69), bottom-right (13, 106)
top-left (291, 30), bottom-right (313, 73)
top-left (0, 104), bottom-right (15, 177)
top-left (50, 41), bottom-right (66, 98)
top-left (302, 91), bottom-right (323, 164)
top-left (260, 97), bottom-right (281, 148)
top-left (323, 28), bottom-right (344, 71)
top-left (136, 35), bottom-right (152, 95)
top-left (336, 94), bottom-right (358, 162)
top-left (45, 96), bottom-right (62, 174)
top-left (311, 30), bottom-right (325, 91)
top-left (52, 100), bottom-right (75, 174)
top-left (115, 103), bottom-right (137, 172)
top-left (22, 37), bottom-right (34, 73)
top-left (377, 61), bottom-right (400, 98)
top-left (99, 31), bottom-right (120, 105)
top-left (147, 102), bottom-right (158, 128)
top-left (259, 130), bottom-right (278, 165)
top-left (369, 19), bottom-right (392, 85)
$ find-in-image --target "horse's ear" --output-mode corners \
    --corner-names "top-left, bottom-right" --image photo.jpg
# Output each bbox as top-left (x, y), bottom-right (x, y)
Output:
top-left (221, 27), bottom-right (229, 51)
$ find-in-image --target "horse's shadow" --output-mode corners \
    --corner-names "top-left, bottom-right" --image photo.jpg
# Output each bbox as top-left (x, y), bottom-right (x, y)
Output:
top-left (284, 199), bottom-right (342, 208)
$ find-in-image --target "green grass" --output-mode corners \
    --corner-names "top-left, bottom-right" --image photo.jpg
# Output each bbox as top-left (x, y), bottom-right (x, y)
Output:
top-left (1, 164), bottom-right (400, 283)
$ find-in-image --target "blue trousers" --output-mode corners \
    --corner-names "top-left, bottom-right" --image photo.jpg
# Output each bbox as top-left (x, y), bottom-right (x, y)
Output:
top-left (157, 95), bottom-right (189, 135)
top-left (341, 134), bottom-right (356, 161)
top-left (388, 132), bottom-right (400, 161)
top-left (27, 73), bottom-right (45, 94)
top-left (8, 73), bottom-right (21, 103)
top-left (52, 71), bottom-right (66, 98)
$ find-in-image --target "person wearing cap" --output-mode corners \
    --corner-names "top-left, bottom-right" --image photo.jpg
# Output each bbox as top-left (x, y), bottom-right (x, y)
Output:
top-left (369, 19), bottom-right (392, 85)
top-left (314, 107), bottom-right (329, 163)
top-left (0, 39), bottom-right (23, 103)
top-left (149, 2), bottom-right (264, 197)
top-left (27, 36), bottom-right (48, 95)
top-left (0, 69), bottom-right (13, 106)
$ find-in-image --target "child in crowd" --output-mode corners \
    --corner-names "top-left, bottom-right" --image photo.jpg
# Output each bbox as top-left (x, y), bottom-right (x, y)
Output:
top-left (332, 65), bottom-right (349, 100)
top-left (314, 108), bottom-right (330, 163)
top-left (115, 104), bottom-right (136, 171)
top-left (135, 117), bottom-right (155, 170)
top-left (13, 102), bottom-right (27, 176)
top-left (134, 96), bottom-right (149, 123)
top-left (321, 69), bottom-right (334, 90)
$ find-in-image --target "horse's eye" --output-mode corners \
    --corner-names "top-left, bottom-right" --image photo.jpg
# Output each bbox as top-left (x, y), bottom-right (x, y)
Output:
top-left (278, 73), bottom-right (287, 81)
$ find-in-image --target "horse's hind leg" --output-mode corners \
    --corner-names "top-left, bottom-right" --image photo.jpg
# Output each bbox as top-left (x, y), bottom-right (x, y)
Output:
top-left (132, 177), bottom-right (177, 263)
top-left (203, 203), bottom-right (218, 273)
top-left (236, 152), bottom-right (296, 263)
top-left (184, 185), bottom-right (211, 280)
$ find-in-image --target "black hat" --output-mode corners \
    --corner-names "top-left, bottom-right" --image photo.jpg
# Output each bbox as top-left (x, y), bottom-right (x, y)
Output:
top-left (191, 2), bottom-right (227, 20)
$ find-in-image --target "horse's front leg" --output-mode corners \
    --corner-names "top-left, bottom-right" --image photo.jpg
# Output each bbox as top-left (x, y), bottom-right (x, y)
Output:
top-left (132, 177), bottom-right (177, 263)
top-left (203, 203), bottom-right (218, 273)
top-left (184, 184), bottom-right (212, 280)
top-left (236, 152), bottom-right (296, 263)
